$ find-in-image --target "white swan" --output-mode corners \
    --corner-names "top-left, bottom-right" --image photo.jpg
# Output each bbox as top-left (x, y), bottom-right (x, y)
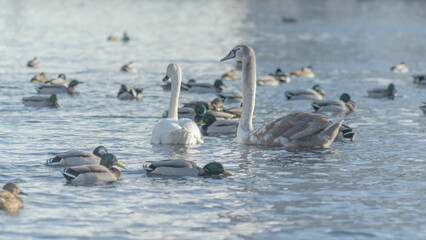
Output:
top-left (151, 63), bottom-right (203, 145)
top-left (220, 45), bottom-right (342, 147)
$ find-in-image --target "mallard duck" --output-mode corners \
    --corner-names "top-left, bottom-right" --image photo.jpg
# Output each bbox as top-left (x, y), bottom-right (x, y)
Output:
top-left (285, 84), bottom-right (326, 101)
top-left (221, 69), bottom-right (238, 80)
top-left (22, 94), bottom-right (59, 108)
top-left (117, 84), bottom-right (143, 100)
top-left (257, 74), bottom-right (280, 86)
top-left (412, 75), bottom-right (425, 84)
top-left (420, 103), bottom-right (426, 114)
top-left (290, 66), bottom-right (315, 78)
top-left (312, 93), bottom-right (356, 115)
top-left (143, 160), bottom-right (231, 177)
top-left (220, 45), bottom-right (342, 147)
top-left (194, 104), bottom-right (236, 120)
top-left (187, 79), bottom-right (226, 93)
top-left (121, 62), bottom-right (137, 73)
top-left (46, 73), bottom-right (69, 85)
top-left (122, 32), bottom-right (131, 42)
top-left (107, 35), bottom-right (120, 41)
top-left (37, 80), bottom-right (82, 94)
top-left (391, 62), bottom-right (409, 73)
top-left (62, 153), bottom-right (125, 185)
top-left (367, 83), bottom-right (397, 100)
top-left (281, 17), bottom-right (297, 23)
top-left (412, 75), bottom-right (426, 87)
top-left (335, 123), bottom-right (357, 142)
top-left (0, 183), bottom-right (28, 213)
top-left (151, 63), bottom-right (203, 145)
top-left (161, 79), bottom-right (196, 91)
top-left (182, 98), bottom-right (223, 111)
top-left (46, 146), bottom-right (108, 167)
top-left (198, 113), bottom-right (239, 134)
top-left (30, 72), bottom-right (48, 83)
top-left (27, 57), bottom-right (41, 68)
top-left (162, 107), bottom-right (195, 119)
top-left (274, 68), bottom-right (291, 83)
top-left (192, 104), bottom-right (207, 123)
top-left (218, 91), bottom-right (243, 102)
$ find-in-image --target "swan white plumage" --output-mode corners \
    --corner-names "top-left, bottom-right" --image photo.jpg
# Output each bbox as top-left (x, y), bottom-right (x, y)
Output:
top-left (151, 63), bottom-right (203, 145)
top-left (220, 45), bottom-right (342, 147)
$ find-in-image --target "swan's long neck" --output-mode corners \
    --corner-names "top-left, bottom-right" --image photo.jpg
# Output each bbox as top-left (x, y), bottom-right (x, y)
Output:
top-left (238, 50), bottom-right (256, 142)
top-left (169, 67), bottom-right (182, 120)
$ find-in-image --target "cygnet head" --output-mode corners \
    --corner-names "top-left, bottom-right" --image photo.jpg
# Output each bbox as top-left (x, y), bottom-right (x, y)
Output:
top-left (220, 45), bottom-right (252, 63)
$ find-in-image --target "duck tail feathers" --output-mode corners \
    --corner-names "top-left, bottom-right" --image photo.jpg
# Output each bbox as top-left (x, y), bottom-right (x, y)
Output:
top-left (143, 162), bottom-right (156, 172)
top-left (46, 156), bottom-right (61, 165)
top-left (62, 168), bottom-right (78, 181)
top-left (284, 91), bottom-right (293, 100)
top-left (311, 102), bottom-right (320, 111)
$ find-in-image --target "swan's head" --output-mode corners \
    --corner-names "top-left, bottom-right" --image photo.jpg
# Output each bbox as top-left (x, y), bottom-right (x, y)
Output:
top-left (163, 63), bottom-right (181, 82)
top-left (220, 45), bottom-right (251, 62)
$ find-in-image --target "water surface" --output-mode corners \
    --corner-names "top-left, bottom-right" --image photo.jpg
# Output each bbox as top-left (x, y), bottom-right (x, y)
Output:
top-left (0, 0), bottom-right (425, 239)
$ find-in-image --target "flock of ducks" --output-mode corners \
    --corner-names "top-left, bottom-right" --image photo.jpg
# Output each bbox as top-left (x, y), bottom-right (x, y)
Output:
top-left (2, 43), bottom-right (425, 214)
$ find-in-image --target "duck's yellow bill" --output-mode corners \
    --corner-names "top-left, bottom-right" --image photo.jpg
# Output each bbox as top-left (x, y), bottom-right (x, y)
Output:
top-left (116, 161), bottom-right (126, 169)
top-left (223, 169), bottom-right (232, 175)
top-left (197, 120), bottom-right (204, 126)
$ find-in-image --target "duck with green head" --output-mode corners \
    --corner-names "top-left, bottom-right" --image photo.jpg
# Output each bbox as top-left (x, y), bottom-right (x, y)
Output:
top-left (367, 83), bottom-right (397, 100)
top-left (46, 146), bottom-right (108, 167)
top-left (62, 153), bottom-right (126, 185)
top-left (187, 79), bottom-right (226, 93)
top-left (0, 183), bottom-right (28, 213)
top-left (312, 93), bottom-right (356, 114)
top-left (22, 94), bottom-right (60, 108)
top-left (143, 160), bottom-right (231, 177)
top-left (197, 112), bottom-right (239, 134)
top-left (194, 103), bottom-right (236, 121)
top-left (37, 79), bottom-right (82, 94)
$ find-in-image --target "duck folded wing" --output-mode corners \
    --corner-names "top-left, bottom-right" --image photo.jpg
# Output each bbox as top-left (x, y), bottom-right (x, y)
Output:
top-left (248, 112), bottom-right (330, 143)
top-left (23, 96), bottom-right (47, 102)
top-left (149, 160), bottom-right (196, 168)
top-left (313, 100), bottom-right (342, 106)
top-left (68, 164), bottom-right (110, 174)
top-left (189, 83), bottom-right (212, 88)
top-left (53, 150), bottom-right (93, 158)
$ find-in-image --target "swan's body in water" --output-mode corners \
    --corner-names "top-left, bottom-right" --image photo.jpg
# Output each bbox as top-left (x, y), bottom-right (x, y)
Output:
top-left (151, 63), bottom-right (203, 145)
top-left (220, 45), bottom-right (342, 147)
